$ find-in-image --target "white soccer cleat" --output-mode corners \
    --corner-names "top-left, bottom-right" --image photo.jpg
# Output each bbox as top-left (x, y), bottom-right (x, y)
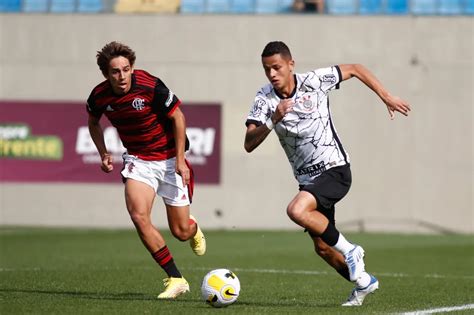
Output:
top-left (344, 245), bottom-right (365, 281)
top-left (189, 215), bottom-right (206, 256)
top-left (342, 274), bottom-right (379, 306)
top-left (157, 277), bottom-right (190, 299)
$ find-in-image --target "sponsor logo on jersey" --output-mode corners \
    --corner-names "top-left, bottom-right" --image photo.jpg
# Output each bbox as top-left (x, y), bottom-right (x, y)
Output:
top-left (322, 74), bottom-right (336, 84)
top-left (251, 98), bottom-right (266, 117)
top-left (296, 161), bottom-right (326, 177)
top-left (165, 91), bottom-right (174, 107)
top-left (132, 98), bottom-right (145, 111)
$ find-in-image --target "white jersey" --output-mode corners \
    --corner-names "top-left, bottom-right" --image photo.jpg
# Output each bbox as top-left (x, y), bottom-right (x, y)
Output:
top-left (246, 65), bottom-right (349, 185)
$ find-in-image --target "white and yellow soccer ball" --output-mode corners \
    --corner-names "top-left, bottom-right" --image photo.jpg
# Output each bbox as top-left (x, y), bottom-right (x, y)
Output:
top-left (201, 269), bottom-right (240, 307)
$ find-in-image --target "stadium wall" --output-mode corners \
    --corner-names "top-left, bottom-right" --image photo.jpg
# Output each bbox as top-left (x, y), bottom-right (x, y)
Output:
top-left (0, 14), bottom-right (472, 233)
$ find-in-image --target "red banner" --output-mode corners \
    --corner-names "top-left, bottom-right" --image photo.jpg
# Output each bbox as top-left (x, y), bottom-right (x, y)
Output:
top-left (0, 101), bottom-right (220, 184)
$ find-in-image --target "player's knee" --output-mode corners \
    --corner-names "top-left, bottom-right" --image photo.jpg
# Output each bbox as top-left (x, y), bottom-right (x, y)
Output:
top-left (170, 225), bottom-right (191, 242)
top-left (286, 202), bottom-right (305, 224)
top-left (129, 211), bottom-right (150, 229)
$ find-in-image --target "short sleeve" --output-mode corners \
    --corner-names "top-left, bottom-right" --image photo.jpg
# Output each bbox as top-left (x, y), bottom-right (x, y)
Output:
top-left (86, 92), bottom-right (103, 118)
top-left (312, 65), bottom-right (343, 92)
top-left (152, 78), bottom-right (181, 117)
top-left (245, 92), bottom-right (271, 127)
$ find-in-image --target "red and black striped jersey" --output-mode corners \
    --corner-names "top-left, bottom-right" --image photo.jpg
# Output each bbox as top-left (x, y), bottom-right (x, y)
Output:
top-left (86, 69), bottom-right (188, 161)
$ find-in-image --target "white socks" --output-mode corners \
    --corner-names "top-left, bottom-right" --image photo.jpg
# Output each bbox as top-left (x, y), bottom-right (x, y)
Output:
top-left (332, 233), bottom-right (371, 285)
top-left (355, 271), bottom-right (372, 288)
top-left (332, 233), bottom-right (355, 255)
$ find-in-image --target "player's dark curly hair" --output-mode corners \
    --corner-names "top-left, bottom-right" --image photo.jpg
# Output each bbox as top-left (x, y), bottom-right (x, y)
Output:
top-left (261, 41), bottom-right (292, 59)
top-left (96, 41), bottom-right (136, 77)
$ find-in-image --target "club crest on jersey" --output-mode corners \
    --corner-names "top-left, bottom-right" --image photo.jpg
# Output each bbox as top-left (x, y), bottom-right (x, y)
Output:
top-left (132, 98), bottom-right (145, 111)
top-left (298, 95), bottom-right (315, 112)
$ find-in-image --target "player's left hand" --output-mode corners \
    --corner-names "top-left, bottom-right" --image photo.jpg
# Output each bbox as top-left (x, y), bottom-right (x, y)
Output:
top-left (176, 160), bottom-right (190, 186)
top-left (384, 95), bottom-right (411, 120)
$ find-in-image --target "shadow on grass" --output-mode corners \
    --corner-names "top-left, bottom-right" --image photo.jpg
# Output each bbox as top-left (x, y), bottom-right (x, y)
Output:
top-left (236, 300), bottom-right (336, 308)
top-left (0, 288), bottom-right (187, 301)
top-left (1, 288), bottom-right (336, 308)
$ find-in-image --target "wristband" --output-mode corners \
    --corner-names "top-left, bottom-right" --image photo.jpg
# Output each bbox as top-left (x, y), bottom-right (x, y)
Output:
top-left (265, 118), bottom-right (274, 130)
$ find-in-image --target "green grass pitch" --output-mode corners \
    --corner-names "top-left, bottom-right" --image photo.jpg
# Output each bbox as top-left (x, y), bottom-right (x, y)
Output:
top-left (1, 227), bottom-right (473, 314)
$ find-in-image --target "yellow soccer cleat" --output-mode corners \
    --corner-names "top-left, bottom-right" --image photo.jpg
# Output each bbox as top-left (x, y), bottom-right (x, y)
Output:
top-left (157, 277), bottom-right (190, 299)
top-left (189, 215), bottom-right (206, 256)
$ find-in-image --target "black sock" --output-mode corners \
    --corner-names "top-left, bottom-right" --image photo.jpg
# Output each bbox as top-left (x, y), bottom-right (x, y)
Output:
top-left (319, 223), bottom-right (340, 247)
top-left (152, 246), bottom-right (182, 278)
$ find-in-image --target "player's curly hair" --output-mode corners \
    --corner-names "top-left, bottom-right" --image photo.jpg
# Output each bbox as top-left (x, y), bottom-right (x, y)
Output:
top-left (261, 41), bottom-right (292, 59)
top-left (96, 41), bottom-right (136, 77)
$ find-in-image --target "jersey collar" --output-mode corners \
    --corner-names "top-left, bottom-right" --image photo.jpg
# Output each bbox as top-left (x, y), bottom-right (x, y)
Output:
top-left (274, 74), bottom-right (297, 100)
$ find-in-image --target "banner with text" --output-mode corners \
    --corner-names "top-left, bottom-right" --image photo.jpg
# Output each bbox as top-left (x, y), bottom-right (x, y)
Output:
top-left (0, 101), bottom-right (221, 184)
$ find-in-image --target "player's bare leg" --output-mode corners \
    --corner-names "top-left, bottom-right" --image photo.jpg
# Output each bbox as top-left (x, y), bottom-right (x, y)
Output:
top-left (125, 179), bottom-right (164, 252)
top-left (312, 237), bottom-right (348, 272)
top-left (289, 198), bottom-right (379, 306)
top-left (166, 204), bottom-right (195, 241)
top-left (287, 191), bottom-right (367, 281)
top-left (166, 204), bottom-right (206, 256)
top-left (287, 191), bottom-right (329, 234)
top-left (125, 179), bottom-right (188, 299)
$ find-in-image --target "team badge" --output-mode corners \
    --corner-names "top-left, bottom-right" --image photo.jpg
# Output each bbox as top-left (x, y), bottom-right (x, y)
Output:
top-left (132, 98), bottom-right (145, 111)
top-left (303, 99), bottom-right (313, 110)
top-left (299, 95), bottom-right (315, 112)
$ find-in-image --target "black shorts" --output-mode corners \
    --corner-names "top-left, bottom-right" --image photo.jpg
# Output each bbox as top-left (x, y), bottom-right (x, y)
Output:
top-left (299, 164), bottom-right (352, 225)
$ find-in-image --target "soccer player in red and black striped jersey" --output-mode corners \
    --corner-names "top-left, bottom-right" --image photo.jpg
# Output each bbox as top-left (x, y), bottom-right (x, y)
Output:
top-left (86, 42), bottom-right (206, 299)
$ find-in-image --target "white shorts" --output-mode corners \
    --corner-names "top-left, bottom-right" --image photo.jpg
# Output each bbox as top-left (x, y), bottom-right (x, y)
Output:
top-left (120, 153), bottom-right (193, 207)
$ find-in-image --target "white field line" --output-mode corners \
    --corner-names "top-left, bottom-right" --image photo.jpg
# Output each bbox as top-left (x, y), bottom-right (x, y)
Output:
top-left (1, 266), bottom-right (473, 281)
top-left (399, 303), bottom-right (474, 314)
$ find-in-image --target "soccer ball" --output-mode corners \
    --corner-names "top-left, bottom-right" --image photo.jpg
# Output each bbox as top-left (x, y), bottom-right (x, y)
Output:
top-left (201, 269), bottom-right (240, 307)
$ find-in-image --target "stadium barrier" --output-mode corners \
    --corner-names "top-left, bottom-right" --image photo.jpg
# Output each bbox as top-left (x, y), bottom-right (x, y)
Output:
top-left (0, 14), bottom-right (471, 233)
top-left (1, 0), bottom-right (473, 14)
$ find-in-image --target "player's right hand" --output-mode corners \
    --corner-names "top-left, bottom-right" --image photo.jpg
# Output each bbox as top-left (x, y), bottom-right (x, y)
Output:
top-left (274, 99), bottom-right (294, 123)
top-left (101, 153), bottom-right (114, 173)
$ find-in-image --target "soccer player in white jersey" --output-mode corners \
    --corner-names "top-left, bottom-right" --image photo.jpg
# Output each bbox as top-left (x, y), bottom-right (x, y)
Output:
top-left (244, 41), bottom-right (410, 306)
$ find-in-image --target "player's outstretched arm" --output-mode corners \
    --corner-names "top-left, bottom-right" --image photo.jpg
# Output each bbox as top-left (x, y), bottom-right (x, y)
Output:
top-left (338, 64), bottom-right (411, 119)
